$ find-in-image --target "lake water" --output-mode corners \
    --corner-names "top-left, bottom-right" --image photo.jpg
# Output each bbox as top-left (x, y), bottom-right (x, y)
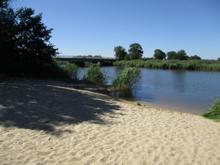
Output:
top-left (78, 67), bottom-right (220, 115)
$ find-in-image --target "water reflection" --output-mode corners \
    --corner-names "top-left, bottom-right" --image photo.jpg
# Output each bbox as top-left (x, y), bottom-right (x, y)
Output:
top-left (172, 71), bottom-right (186, 93)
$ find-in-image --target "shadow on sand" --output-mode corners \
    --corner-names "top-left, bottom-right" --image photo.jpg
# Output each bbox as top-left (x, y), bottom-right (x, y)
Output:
top-left (0, 80), bottom-right (121, 135)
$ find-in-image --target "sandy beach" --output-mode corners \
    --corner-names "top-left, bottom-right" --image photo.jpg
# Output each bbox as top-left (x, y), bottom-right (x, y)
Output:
top-left (0, 80), bottom-right (220, 165)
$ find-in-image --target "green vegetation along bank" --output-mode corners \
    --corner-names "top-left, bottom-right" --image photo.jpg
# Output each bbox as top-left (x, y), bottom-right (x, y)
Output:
top-left (112, 67), bottom-right (140, 90)
top-left (203, 100), bottom-right (220, 122)
top-left (83, 64), bottom-right (105, 85)
top-left (114, 60), bottom-right (220, 71)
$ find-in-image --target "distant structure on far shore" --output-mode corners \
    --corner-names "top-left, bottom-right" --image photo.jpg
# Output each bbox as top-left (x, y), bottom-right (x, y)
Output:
top-left (57, 55), bottom-right (114, 59)
top-left (55, 55), bottom-right (116, 66)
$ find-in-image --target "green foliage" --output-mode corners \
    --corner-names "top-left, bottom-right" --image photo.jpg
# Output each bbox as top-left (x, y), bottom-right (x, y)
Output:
top-left (0, 0), bottom-right (58, 76)
top-left (54, 60), bottom-right (78, 79)
top-left (84, 64), bottom-right (105, 84)
top-left (176, 50), bottom-right (189, 60)
top-left (167, 50), bottom-right (189, 60)
top-left (154, 49), bottom-right (166, 60)
top-left (128, 43), bottom-right (143, 60)
top-left (189, 55), bottom-right (201, 60)
top-left (65, 63), bottom-right (78, 79)
top-left (167, 51), bottom-right (177, 60)
top-left (114, 46), bottom-right (127, 60)
top-left (112, 67), bottom-right (140, 90)
top-left (203, 100), bottom-right (220, 121)
top-left (0, 0), bottom-right (8, 8)
top-left (114, 59), bottom-right (220, 71)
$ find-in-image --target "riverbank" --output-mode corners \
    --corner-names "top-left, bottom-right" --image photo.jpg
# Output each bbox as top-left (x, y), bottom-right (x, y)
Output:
top-left (0, 80), bottom-right (220, 165)
top-left (114, 59), bottom-right (220, 71)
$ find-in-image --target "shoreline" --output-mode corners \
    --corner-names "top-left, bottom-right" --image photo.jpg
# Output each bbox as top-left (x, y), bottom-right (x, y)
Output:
top-left (0, 78), bottom-right (210, 116)
top-left (0, 78), bottom-right (212, 116)
top-left (1, 79), bottom-right (220, 164)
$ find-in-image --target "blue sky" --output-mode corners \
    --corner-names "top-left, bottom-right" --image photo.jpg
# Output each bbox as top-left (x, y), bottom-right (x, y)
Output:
top-left (12, 0), bottom-right (220, 59)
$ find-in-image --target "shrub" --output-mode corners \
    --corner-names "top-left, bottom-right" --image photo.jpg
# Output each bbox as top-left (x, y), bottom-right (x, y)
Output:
top-left (84, 64), bottom-right (105, 84)
top-left (112, 67), bottom-right (140, 90)
top-left (203, 100), bottom-right (220, 121)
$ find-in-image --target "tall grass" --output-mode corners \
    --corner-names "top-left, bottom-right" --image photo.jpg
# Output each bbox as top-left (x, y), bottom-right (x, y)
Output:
top-left (114, 60), bottom-right (220, 71)
top-left (112, 67), bottom-right (140, 90)
top-left (203, 100), bottom-right (220, 122)
top-left (84, 64), bottom-right (105, 84)
top-left (54, 60), bottom-right (78, 79)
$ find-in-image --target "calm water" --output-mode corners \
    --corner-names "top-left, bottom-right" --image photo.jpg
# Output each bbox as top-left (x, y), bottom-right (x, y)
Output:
top-left (78, 67), bottom-right (220, 114)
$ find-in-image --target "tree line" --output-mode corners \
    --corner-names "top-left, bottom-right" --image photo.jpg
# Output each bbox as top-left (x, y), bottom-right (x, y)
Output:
top-left (114, 43), bottom-right (144, 60)
top-left (114, 44), bottom-right (202, 61)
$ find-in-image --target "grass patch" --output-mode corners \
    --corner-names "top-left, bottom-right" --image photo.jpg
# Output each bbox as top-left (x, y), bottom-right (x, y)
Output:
top-left (203, 100), bottom-right (220, 122)
top-left (112, 67), bottom-right (140, 90)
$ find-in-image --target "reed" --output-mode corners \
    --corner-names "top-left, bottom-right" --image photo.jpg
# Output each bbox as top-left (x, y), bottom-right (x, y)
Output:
top-left (114, 60), bottom-right (220, 71)
top-left (84, 64), bottom-right (105, 84)
top-left (112, 67), bottom-right (140, 90)
top-left (54, 60), bottom-right (78, 79)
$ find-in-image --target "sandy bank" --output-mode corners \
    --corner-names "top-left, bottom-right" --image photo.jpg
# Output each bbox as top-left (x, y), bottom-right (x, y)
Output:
top-left (0, 80), bottom-right (220, 165)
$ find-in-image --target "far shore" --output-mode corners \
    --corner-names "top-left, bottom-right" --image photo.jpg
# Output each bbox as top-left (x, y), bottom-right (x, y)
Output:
top-left (0, 79), bottom-right (220, 165)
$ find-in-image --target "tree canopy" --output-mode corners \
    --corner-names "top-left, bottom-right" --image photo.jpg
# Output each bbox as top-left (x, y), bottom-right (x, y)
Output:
top-left (153, 49), bottom-right (166, 60)
top-left (167, 50), bottom-right (189, 60)
top-left (0, 0), bottom-right (57, 75)
top-left (176, 50), bottom-right (189, 60)
top-left (167, 51), bottom-right (177, 60)
top-left (189, 55), bottom-right (201, 60)
top-left (114, 46), bottom-right (127, 60)
top-left (128, 43), bottom-right (143, 60)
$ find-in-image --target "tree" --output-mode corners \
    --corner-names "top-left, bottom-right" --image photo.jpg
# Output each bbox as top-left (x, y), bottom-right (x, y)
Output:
top-left (15, 8), bottom-right (57, 66)
top-left (114, 46), bottom-right (127, 60)
top-left (0, 0), bottom-right (17, 66)
top-left (189, 55), bottom-right (201, 60)
top-left (167, 50), bottom-right (189, 60)
top-left (0, 0), bottom-right (57, 75)
top-left (218, 58), bottom-right (220, 61)
top-left (0, 0), bottom-right (9, 8)
top-left (128, 43), bottom-right (143, 60)
top-left (167, 51), bottom-right (177, 60)
top-left (176, 50), bottom-right (189, 60)
top-left (153, 49), bottom-right (166, 60)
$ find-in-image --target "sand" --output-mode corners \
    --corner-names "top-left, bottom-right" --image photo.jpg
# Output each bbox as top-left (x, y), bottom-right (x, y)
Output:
top-left (0, 80), bottom-right (220, 165)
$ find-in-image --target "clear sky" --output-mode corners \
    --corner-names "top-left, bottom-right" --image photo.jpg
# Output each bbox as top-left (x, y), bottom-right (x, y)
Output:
top-left (12, 0), bottom-right (220, 59)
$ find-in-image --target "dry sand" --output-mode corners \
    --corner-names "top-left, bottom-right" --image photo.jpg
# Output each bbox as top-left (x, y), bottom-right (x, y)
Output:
top-left (0, 80), bottom-right (220, 165)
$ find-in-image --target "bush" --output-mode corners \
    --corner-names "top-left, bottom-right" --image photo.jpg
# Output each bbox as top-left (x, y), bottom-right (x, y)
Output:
top-left (84, 64), bottom-right (105, 84)
top-left (112, 67), bottom-right (140, 90)
top-left (203, 100), bottom-right (220, 121)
